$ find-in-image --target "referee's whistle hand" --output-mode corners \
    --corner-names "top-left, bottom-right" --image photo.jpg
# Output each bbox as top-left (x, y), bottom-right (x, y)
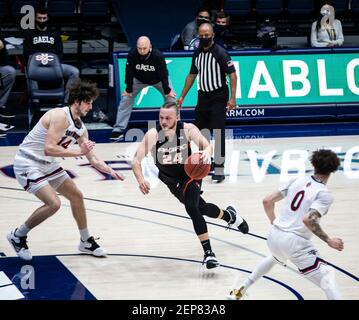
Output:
top-left (122, 90), bottom-right (132, 97)
top-left (226, 98), bottom-right (237, 110)
top-left (176, 96), bottom-right (184, 107)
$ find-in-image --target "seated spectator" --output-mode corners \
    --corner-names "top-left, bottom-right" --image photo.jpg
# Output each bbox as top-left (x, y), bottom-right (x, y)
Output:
top-left (181, 7), bottom-right (211, 50)
top-left (213, 11), bottom-right (233, 49)
top-left (257, 19), bottom-right (278, 50)
top-left (23, 8), bottom-right (79, 103)
top-left (0, 37), bottom-right (16, 137)
top-left (311, 1), bottom-right (344, 48)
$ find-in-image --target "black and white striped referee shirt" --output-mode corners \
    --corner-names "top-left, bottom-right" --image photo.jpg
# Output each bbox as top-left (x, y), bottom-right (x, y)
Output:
top-left (190, 43), bottom-right (235, 92)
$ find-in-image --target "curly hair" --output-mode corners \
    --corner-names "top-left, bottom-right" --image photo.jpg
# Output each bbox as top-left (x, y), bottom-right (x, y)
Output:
top-left (310, 149), bottom-right (340, 175)
top-left (68, 79), bottom-right (99, 105)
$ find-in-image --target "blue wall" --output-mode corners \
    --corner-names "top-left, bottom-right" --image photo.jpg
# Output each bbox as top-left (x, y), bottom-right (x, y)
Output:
top-left (112, 0), bottom-right (201, 49)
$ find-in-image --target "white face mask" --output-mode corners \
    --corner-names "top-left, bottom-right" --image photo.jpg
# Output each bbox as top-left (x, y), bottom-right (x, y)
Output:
top-left (321, 9), bottom-right (331, 16)
top-left (320, 5), bottom-right (334, 16)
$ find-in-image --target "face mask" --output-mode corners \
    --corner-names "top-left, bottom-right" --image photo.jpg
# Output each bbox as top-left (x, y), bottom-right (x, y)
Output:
top-left (321, 9), bottom-right (330, 16)
top-left (199, 37), bottom-right (212, 48)
top-left (320, 4), bottom-right (334, 16)
top-left (139, 48), bottom-right (151, 61)
top-left (36, 21), bottom-right (47, 29)
top-left (214, 24), bottom-right (227, 34)
top-left (196, 17), bottom-right (209, 27)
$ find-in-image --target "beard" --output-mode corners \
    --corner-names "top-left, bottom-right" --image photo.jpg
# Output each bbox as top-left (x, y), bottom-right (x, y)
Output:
top-left (162, 121), bottom-right (176, 131)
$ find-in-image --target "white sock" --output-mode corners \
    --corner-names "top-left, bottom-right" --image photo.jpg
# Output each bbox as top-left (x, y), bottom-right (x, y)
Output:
top-left (79, 228), bottom-right (90, 241)
top-left (232, 275), bottom-right (253, 294)
top-left (237, 256), bottom-right (276, 292)
top-left (15, 224), bottom-right (30, 237)
top-left (248, 256), bottom-right (276, 283)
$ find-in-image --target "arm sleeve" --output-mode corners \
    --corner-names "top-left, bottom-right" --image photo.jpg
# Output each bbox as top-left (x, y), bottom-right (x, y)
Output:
top-left (157, 53), bottom-right (171, 95)
top-left (189, 53), bottom-right (198, 74)
top-left (278, 179), bottom-right (296, 197)
top-left (217, 49), bottom-right (236, 74)
top-left (125, 53), bottom-right (134, 93)
top-left (310, 190), bottom-right (334, 217)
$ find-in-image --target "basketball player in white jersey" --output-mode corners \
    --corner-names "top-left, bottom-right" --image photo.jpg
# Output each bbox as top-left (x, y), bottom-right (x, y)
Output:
top-left (7, 79), bottom-right (124, 260)
top-left (228, 149), bottom-right (344, 300)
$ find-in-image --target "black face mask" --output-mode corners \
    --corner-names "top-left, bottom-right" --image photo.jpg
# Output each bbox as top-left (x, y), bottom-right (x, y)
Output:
top-left (199, 37), bottom-right (212, 48)
top-left (36, 21), bottom-right (47, 30)
top-left (196, 17), bottom-right (209, 27)
top-left (214, 24), bottom-right (227, 34)
top-left (139, 49), bottom-right (152, 61)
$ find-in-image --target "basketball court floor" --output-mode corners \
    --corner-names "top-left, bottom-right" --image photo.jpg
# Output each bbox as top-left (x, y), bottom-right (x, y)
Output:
top-left (0, 134), bottom-right (358, 300)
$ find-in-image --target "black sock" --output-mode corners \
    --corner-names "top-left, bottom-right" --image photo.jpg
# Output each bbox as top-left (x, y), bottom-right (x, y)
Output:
top-left (201, 239), bottom-right (212, 253)
top-left (222, 209), bottom-right (232, 223)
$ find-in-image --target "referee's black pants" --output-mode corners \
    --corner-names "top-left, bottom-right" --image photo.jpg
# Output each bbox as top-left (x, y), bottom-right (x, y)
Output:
top-left (195, 86), bottom-right (228, 175)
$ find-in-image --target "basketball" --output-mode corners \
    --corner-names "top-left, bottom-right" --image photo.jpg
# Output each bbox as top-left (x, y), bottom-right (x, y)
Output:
top-left (184, 152), bottom-right (211, 180)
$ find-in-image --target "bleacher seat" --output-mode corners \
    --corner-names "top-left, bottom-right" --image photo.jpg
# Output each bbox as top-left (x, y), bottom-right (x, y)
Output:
top-left (26, 52), bottom-right (65, 127)
top-left (255, 0), bottom-right (283, 15)
top-left (46, 0), bottom-right (78, 17)
top-left (287, 0), bottom-right (315, 15)
top-left (79, 0), bottom-right (110, 18)
top-left (224, 0), bottom-right (252, 15)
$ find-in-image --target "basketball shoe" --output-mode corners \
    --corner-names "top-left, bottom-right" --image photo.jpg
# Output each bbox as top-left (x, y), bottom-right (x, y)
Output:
top-left (79, 236), bottom-right (107, 257)
top-left (227, 286), bottom-right (246, 300)
top-left (226, 205), bottom-right (249, 234)
top-left (7, 229), bottom-right (32, 260)
top-left (203, 250), bottom-right (220, 269)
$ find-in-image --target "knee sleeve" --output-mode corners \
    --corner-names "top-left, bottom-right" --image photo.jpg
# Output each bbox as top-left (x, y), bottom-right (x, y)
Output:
top-left (185, 203), bottom-right (208, 235)
top-left (199, 198), bottom-right (220, 218)
top-left (184, 182), bottom-right (207, 235)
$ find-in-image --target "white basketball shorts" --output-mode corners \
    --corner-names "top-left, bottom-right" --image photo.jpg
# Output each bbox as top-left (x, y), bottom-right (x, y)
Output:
top-left (13, 152), bottom-right (69, 194)
top-left (267, 225), bottom-right (326, 274)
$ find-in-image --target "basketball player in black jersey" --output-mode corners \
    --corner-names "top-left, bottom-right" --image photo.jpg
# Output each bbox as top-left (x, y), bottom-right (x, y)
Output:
top-left (132, 102), bottom-right (248, 269)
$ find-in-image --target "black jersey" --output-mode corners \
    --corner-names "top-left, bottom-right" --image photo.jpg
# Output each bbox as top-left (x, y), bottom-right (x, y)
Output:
top-left (153, 121), bottom-right (191, 185)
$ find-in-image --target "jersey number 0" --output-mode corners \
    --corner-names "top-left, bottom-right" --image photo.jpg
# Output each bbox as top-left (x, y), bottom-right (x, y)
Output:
top-left (291, 190), bottom-right (305, 211)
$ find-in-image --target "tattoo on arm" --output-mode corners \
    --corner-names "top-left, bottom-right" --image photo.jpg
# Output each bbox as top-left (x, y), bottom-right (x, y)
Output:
top-left (307, 209), bottom-right (329, 243)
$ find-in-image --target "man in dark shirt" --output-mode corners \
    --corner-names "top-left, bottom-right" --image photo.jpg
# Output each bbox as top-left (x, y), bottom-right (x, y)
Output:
top-left (23, 8), bottom-right (79, 103)
top-left (0, 37), bottom-right (16, 137)
top-left (110, 36), bottom-right (176, 141)
top-left (178, 23), bottom-right (237, 183)
top-left (181, 7), bottom-right (211, 50)
top-left (213, 11), bottom-right (233, 49)
top-left (132, 102), bottom-right (248, 269)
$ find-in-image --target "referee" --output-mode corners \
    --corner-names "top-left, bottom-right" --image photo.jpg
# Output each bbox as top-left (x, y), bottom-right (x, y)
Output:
top-left (177, 23), bottom-right (237, 183)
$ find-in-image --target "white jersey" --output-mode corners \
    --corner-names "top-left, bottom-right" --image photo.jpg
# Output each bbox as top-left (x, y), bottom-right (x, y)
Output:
top-left (273, 176), bottom-right (334, 240)
top-left (17, 107), bottom-right (85, 164)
